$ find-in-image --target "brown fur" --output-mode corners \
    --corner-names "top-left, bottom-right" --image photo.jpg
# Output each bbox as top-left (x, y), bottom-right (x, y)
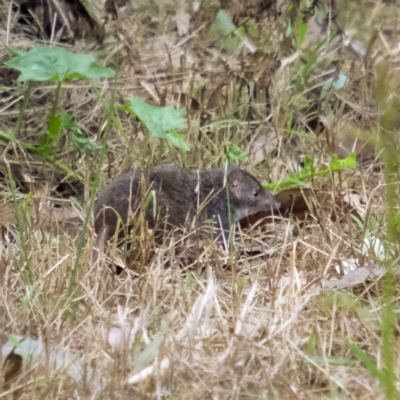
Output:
top-left (93, 164), bottom-right (280, 260)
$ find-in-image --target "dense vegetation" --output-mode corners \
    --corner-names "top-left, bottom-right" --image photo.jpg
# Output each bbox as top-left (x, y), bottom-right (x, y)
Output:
top-left (1, 0), bottom-right (400, 398)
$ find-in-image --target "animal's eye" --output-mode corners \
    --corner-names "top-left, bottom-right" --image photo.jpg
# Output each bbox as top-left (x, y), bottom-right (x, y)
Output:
top-left (253, 190), bottom-right (258, 197)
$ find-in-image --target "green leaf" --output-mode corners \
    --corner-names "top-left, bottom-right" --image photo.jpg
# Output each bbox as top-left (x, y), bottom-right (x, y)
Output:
top-left (307, 333), bottom-right (317, 353)
top-left (259, 33), bottom-right (273, 50)
top-left (184, 273), bottom-right (196, 290)
top-left (122, 97), bottom-right (187, 139)
top-left (263, 152), bottom-right (357, 191)
top-left (0, 130), bottom-right (81, 181)
top-left (296, 51), bottom-right (318, 87)
top-left (6, 46), bottom-right (115, 82)
top-left (301, 156), bottom-right (314, 175)
top-left (321, 292), bottom-right (361, 311)
top-left (297, 19), bottom-right (308, 46)
top-left (285, 19), bottom-right (293, 37)
top-left (351, 214), bottom-right (365, 230)
top-left (6, 46), bottom-right (22, 57)
top-left (20, 284), bottom-right (40, 313)
top-left (225, 145), bottom-right (247, 164)
top-left (166, 131), bottom-right (190, 152)
top-left (321, 73), bottom-right (350, 99)
top-left (295, 39), bottom-right (327, 87)
top-left (212, 10), bottom-right (245, 54)
top-left (22, 191), bottom-right (32, 214)
top-left (131, 332), bottom-right (164, 374)
top-left (217, 10), bottom-right (236, 34)
top-left (37, 115), bottom-right (62, 156)
top-left (236, 277), bottom-right (245, 289)
top-left (60, 111), bottom-right (75, 129)
top-left (344, 337), bottom-right (386, 382)
top-left (143, 190), bottom-right (156, 220)
top-left (60, 112), bottom-right (102, 153)
top-left (330, 152), bottom-right (357, 171)
top-left (21, 192), bottom-right (32, 227)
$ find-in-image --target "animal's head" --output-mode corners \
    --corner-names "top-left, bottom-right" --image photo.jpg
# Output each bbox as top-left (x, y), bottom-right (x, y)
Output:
top-left (227, 165), bottom-right (280, 222)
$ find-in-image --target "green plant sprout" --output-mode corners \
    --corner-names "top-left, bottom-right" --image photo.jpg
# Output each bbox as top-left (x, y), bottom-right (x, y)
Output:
top-left (4, 46), bottom-right (115, 178)
top-left (285, 2), bottom-right (309, 47)
top-left (121, 96), bottom-right (190, 152)
top-left (6, 46), bottom-right (114, 82)
top-left (60, 112), bottom-right (103, 153)
top-left (224, 145), bottom-right (248, 165)
top-left (0, 129), bottom-right (80, 181)
top-left (295, 38), bottom-right (328, 88)
top-left (264, 152), bottom-right (357, 192)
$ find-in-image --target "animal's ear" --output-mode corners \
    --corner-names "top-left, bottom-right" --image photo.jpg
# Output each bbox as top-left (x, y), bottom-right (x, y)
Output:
top-left (228, 168), bottom-right (243, 192)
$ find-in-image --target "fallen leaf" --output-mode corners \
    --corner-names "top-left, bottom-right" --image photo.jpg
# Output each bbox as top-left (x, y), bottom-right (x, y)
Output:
top-left (1, 335), bottom-right (106, 390)
top-left (175, 9), bottom-right (190, 36)
top-left (323, 264), bottom-right (384, 290)
top-left (3, 350), bottom-right (23, 383)
top-left (248, 127), bottom-right (278, 164)
top-left (240, 188), bottom-right (360, 230)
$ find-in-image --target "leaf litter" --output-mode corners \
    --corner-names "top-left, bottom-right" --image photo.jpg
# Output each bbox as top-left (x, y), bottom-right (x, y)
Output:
top-left (0, 0), bottom-right (398, 398)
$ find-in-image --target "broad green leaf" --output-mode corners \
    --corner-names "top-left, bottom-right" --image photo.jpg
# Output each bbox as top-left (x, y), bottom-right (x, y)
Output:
top-left (166, 131), bottom-right (190, 152)
top-left (6, 46), bottom-right (115, 82)
top-left (60, 111), bottom-right (75, 128)
top-left (122, 96), bottom-right (186, 139)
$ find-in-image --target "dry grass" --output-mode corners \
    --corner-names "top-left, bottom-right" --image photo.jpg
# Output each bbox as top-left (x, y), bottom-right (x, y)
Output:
top-left (1, 0), bottom-right (399, 398)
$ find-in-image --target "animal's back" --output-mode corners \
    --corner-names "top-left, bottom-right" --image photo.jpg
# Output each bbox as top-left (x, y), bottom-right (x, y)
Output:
top-left (93, 168), bottom-right (142, 234)
top-left (93, 165), bottom-right (204, 240)
top-left (92, 163), bottom-right (280, 261)
top-left (147, 165), bottom-right (223, 227)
